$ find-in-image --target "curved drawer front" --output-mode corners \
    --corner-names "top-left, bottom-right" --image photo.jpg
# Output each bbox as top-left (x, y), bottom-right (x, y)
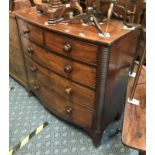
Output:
top-left (22, 37), bottom-right (96, 88)
top-left (44, 31), bottom-right (98, 64)
top-left (28, 78), bottom-right (93, 128)
top-left (17, 19), bottom-right (43, 45)
top-left (25, 56), bottom-right (95, 110)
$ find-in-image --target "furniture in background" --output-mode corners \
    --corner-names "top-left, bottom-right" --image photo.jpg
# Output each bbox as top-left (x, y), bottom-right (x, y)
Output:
top-left (122, 28), bottom-right (146, 155)
top-left (9, 0), bottom-right (34, 88)
top-left (9, 0), bottom-right (35, 11)
top-left (99, 0), bottom-right (146, 63)
top-left (122, 65), bottom-right (146, 155)
top-left (15, 7), bottom-right (140, 147)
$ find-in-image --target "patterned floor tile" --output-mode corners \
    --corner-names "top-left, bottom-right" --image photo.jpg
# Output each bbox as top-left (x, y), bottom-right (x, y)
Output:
top-left (9, 77), bottom-right (138, 155)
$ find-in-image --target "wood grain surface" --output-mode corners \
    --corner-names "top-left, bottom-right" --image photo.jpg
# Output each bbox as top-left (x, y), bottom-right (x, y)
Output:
top-left (44, 30), bottom-right (98, 64)
top-left (28, 75), bottom-right (94, 128)
top-left (15, 7), bottom-right (140, 45)
top-left (9, 13), bottom-right (28, 88)
top-left (122, 65), bottom-right (146, 151)
top-left (18, 18), bottom-right (44, 45)
top-left (25, 56), bottom-right (96, 110)
top-left (22, 36), bottom-right (97, 88)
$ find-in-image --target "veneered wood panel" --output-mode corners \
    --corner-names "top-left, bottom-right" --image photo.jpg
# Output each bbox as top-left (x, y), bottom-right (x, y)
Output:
top-left (25, 56), bottom-right (96, 109)
top-left (9, 13), bottom-right (27, 88)
top-left (21, 36), bottom-right (96, 88)
top-left (29, 80), bottom-right (93, 128)
top-left (44, 31), bottom-right (98, 64)
top-left (17, 19), bottom-right (44, 45)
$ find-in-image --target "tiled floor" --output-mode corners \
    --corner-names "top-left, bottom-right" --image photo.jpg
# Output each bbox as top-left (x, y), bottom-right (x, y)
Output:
top-left (9, 77), bottom-right (138, 155)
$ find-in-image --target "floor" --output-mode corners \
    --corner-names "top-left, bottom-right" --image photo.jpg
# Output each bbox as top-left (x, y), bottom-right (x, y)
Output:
top-left (9, 77), bottom-right (138, 155)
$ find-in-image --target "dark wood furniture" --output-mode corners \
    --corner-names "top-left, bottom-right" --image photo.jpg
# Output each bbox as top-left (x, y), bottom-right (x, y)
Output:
top-left (15, 7), bottom-right (140, 147)
top-left (9, 0), bottom-right (34, 88)
top-left (9, 12), bottom-right (28, 87)
top-left (122, 27), bottom-right (146, 154)
top-left (99, 0), bottom-right (146, 63)
top-left (122, 65), bottom-right (146, 154)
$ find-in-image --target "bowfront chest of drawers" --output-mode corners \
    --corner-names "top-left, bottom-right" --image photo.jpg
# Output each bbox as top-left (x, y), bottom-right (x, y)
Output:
top-left (15, 8), bottom-right (140, 146)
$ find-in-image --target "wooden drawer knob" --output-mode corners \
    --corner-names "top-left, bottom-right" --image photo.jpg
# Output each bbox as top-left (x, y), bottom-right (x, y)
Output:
top-left (64, 65), bottom-right (72, 73)
top-left (27, 47), bottom-right (34, 55)
top-left (65, 87), bottom-right (72, 95)
top-left (30, 66), bottom-right (37, 72)
top-left (34, 85), bottom-right (39, 91)
top-left (23, 26), bottom-right (30, 34)
top-left (63, 43), bottom-right (72, 52)
top-left (66, 107), bottom-right (73, 114)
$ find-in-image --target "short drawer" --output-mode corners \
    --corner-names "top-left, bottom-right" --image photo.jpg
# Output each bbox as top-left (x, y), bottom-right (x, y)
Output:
top-left (44, 31), bottom-right (98, 64)
top-left (22, 37), bottom-right (96, 88)
top-left (29, 79), bottom-right (93, 128)
top-left (25, 56), bottom-right (96, 109)
top-left (17, 19), bottom-right (44, 45)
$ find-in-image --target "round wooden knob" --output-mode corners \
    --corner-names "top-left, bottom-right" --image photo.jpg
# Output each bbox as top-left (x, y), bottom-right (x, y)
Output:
top-left (65, 87), bottom-right (72, 95)
top-left (63, 43), bottom-right (72, 53)
top-left (23, 26), bottom-right (30, 34)
top-left (64, 65), bottom-right (72, 73)
top-left (27, 47), bottom-right (34, 55)
top-left (34, 85), bottom-right (39, 91)
top-left (66, 107), bottom-right (73, 114)
top-left (30, 66), bottom-right (37, 72)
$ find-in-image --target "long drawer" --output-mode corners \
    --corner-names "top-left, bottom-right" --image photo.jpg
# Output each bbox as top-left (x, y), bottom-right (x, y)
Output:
top-left (25, 56), bottom-right (95, 110)
top-left (22, 36), bottom-right (96, 88)
top-left (31, 82), bottom-right (93, 128)
top-left (26, 70), bottom-right (93, 128)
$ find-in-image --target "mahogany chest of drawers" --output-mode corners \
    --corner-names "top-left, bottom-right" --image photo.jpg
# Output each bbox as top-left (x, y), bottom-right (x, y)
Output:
top-left (15, 7), bottom-right (140, 146)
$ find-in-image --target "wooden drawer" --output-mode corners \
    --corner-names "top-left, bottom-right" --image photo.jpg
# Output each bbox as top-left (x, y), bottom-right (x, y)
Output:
top-left (25, 56), bottom-right (95, 109)
top-left (44, 31), bottom-right (98, 64)
top-left (22, 37), bottom-right (96, 88)
top-left (28, 78), bottom-right (93, 128)
top-left (17, 19), bottom-right (44, 45)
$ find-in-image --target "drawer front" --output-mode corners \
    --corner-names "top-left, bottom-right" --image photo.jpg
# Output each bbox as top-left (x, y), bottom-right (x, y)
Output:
top-left (25, 56), bottom-right (95, 109)
top-left (44, 31), bottom-right (98, 64)
top-left (17, 19), bottom-right (44, 45)
top-left (22, 37), bottom-right (96, 88)
top-left (28, 76), bottom-right (93, 128)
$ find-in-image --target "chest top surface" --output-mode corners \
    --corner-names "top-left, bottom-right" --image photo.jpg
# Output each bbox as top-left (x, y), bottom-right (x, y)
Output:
top-left (15, 7), bottom-right (140, 45)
